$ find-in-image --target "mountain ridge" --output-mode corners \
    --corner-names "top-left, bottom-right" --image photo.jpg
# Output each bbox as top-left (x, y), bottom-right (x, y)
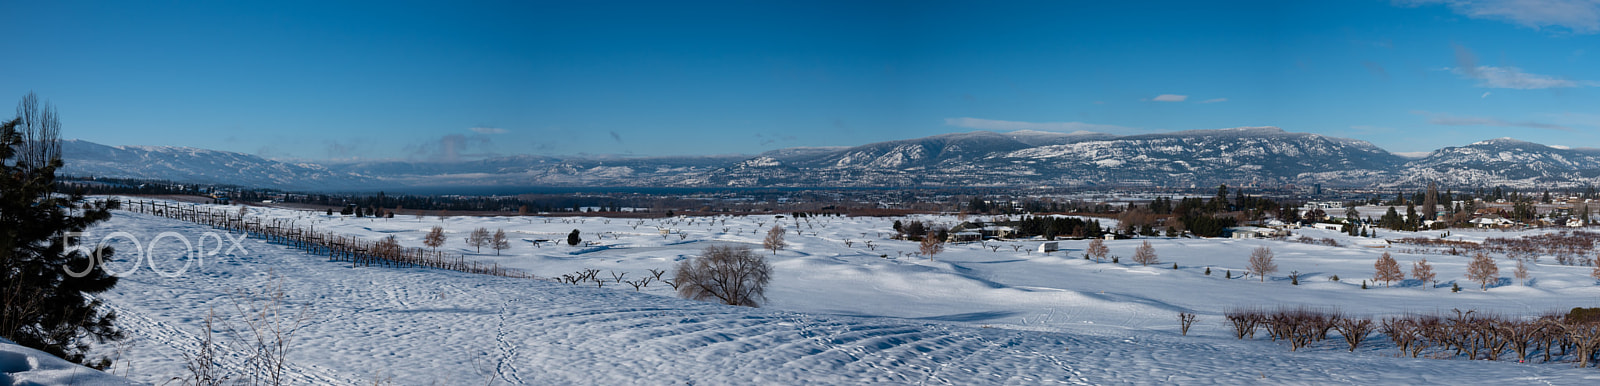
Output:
top-left (58, 128), bottom-right (1600, 190)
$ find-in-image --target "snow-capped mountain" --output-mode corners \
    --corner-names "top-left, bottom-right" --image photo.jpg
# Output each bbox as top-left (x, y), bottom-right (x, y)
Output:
top-left (1398, 138), bottom-right (1600, 188)
top-left (59, 140), bottom-right (376, 190)
top-left (57, 128), bottom-right (1600, 190)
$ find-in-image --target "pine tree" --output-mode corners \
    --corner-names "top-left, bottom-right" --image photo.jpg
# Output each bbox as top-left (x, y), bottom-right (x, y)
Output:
top-left (1422, 181), bottom-right (1439, 222)
top-left (567, 229), bottom-right (581, 246)
top-left (1, 94), bottom-right (123, 366)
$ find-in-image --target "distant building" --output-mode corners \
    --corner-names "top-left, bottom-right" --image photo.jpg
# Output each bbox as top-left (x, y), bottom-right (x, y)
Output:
top-left (1309, 223), bottom-right (1343, 231)
top-left (948, 231), bottom-right (983, 243)
top-left (1225, 226), bottom-right (1286, 239)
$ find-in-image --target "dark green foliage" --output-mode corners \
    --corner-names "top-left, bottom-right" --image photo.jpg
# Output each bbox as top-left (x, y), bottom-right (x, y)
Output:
top-left (1225, 270), bottom-right (1231, 279)
top-left (1362, 281), bottom-right (1368, 289)
top-left (567, 229), bottom-right (581, 246)
top-left (1172, 263), bottom-right (1179, 270)
top-left (1330, 274), bottom-right (1339, 282)
top-left (0, 96), bottom-right (122, 367)
top-left (1008, 216), bottom-right (1102, 239)
top-left (1181, 214), bottom-right (1238, 238)
top-left (1205, 267), bottom-right (1211, 275)
top-left (1567, 307), bottom-right (1600, 324)
top-left (1451, 282), bottom-right (1461, 293)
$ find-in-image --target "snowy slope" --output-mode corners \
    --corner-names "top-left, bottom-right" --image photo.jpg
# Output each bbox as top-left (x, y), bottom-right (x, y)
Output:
top-left (1, 337), bottom-right (138, 386)
top-left (82, 201), bottom-right (1600, 384)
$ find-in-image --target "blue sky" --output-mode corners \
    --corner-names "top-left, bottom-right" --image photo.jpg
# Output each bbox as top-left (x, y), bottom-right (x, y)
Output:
top-left (4, 0), bottom-right (1600, 161)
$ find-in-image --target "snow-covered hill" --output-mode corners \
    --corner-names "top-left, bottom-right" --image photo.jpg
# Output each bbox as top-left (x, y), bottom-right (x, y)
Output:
top-left (80, 199), bottom-right (1600, 384)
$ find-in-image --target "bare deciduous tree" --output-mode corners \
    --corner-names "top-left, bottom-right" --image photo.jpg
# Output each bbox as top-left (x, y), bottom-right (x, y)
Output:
top-left (1085, 238), bottom-right (1109, 262)
top-left (491, 228), bottom-right (510, 255)
top-left (919, 231), bottom-right (944, 260)
top-left (1412, 258), bottom-right (1436, 289)
top-left (1514, 260), bottom-right (1529, 286)
top-left (1373, 252), bottom-right (1403, 287)
top-left (423, 226), bottom-right (446, 251)
top-left (372, 235), bottom-right (401, 258)
top-left (466, 227), bottom-right (490, 253)
top-left (674, 245), bottom-right (773, 307)
top-left (1178, 312), bottom-right (1197, 336)
top-left (1131, 240), bottom-right (1158, 266)
top-left (1248, 246), bottom-right (1277, 282)
top-left (1335, 317), bottom-right (1374, 352)
top-left (763, 225), bottom-right (786, 255)
top-left (1466, 252), bottom-right (1499, 291)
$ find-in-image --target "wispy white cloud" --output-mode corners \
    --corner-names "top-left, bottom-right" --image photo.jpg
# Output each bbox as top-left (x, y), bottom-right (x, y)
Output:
top-left (1413, 110), bottom-right (1573, 131)
top-left (1150, 94), bottom-right (1188, 102)
top-left (1397, 0), bottom-right (1600, 34)
top-left (1481, 91), bottom-right (1491, 98)
top-left (944, 117), bottom-right (1139, 134)
top-left (469, 126), bottom-right (508, 134)
top-left (1449, 65), bottom-right (1600, 89)
top-left (1197, 98), bottom-right (1228, 104)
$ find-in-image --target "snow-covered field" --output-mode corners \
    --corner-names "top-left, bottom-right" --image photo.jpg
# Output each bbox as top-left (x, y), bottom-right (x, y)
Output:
top-left (71, 198), bottom-right (1600, 384)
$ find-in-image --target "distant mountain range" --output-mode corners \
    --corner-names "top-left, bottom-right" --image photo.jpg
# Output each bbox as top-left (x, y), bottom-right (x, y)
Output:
top-left (58, 128), bottom-right (1600, 191)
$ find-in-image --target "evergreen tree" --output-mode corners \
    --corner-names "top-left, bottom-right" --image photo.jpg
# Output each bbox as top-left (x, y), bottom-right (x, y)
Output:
top-left (1422, 182), bottom-right (1439, 222)
top-left (0, 94), bottom-right (123, 367)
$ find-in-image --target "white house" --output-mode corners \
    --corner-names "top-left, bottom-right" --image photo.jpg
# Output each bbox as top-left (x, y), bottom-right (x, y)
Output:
top-left (1310, 223), bottom-right (1343, 231)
